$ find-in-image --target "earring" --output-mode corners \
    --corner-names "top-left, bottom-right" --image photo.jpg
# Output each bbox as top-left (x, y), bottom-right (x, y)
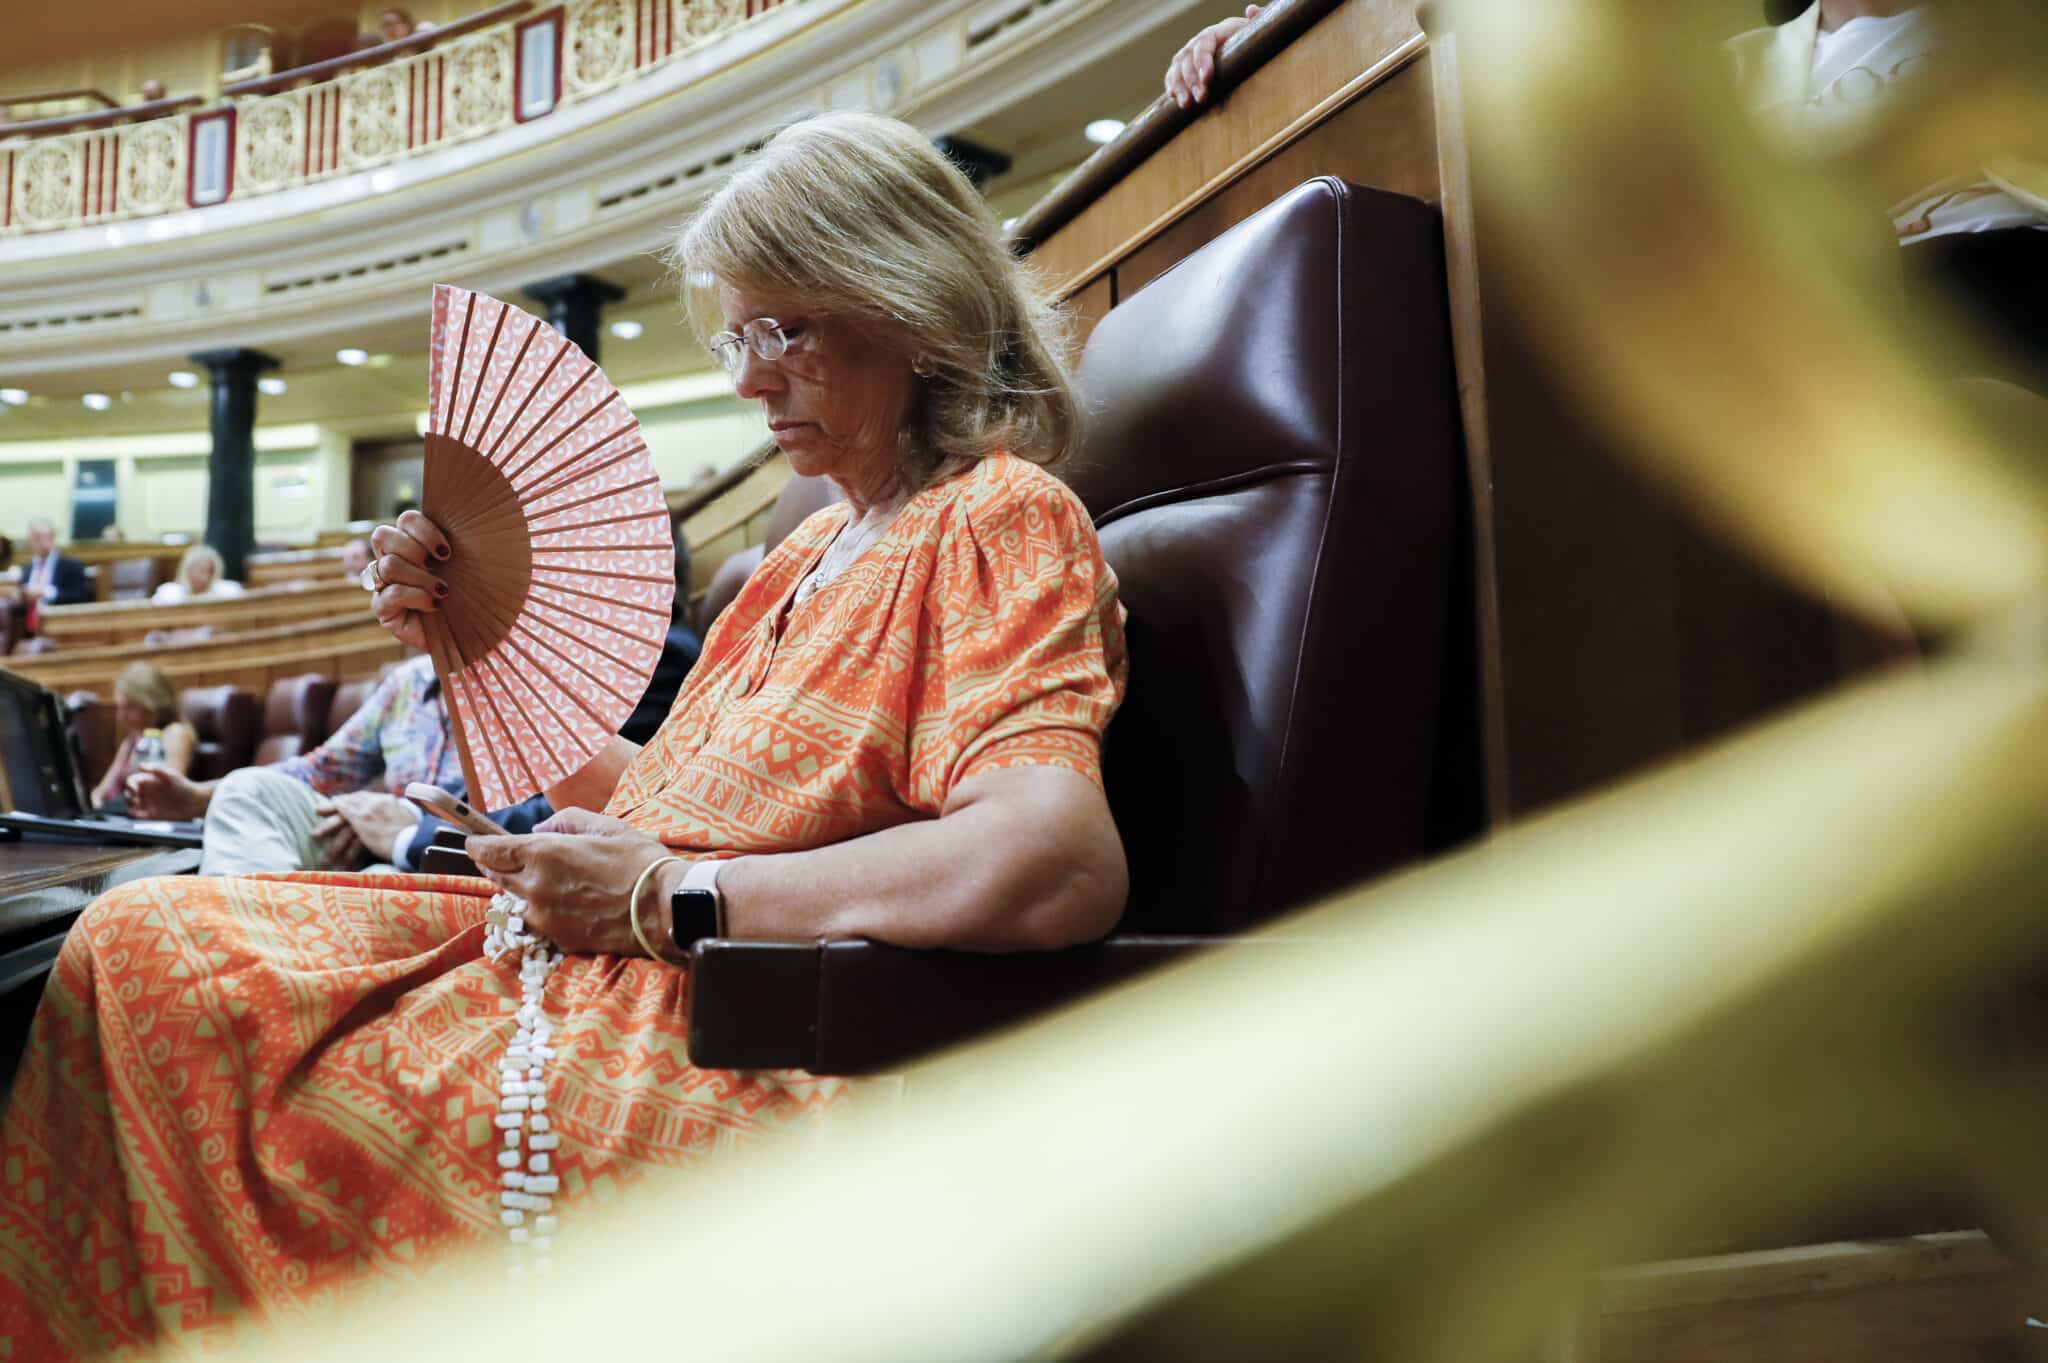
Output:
top-left (912, 355), bottom-right (935, 377)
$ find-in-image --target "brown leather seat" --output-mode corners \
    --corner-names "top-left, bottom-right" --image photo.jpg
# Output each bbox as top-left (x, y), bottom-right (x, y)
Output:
top-left (327, 677), bottom-right (378, 735)
top-left (106, 558), bottom-right (161, 601)
top-left (179, 684), bottom-right (262, 782)
top-left (63, 691), bottom-right (117, 793)
top-left (682, 178), bottom-right (1472, 1072)
top-left (254, 673), bottom-right (339, 766)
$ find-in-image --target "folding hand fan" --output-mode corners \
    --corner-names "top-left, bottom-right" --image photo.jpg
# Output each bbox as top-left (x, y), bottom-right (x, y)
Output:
top-left (421, 284), bottom-right (673, 811)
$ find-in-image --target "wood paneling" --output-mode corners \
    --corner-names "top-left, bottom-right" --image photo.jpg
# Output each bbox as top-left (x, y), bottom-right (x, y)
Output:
top-left (1117, 58), bottom-right (1441, 296)
top-left (38, 580), bottom-right (367, 648)
top-left (1584, 1232), bottom-right (2029, 1363)
top-left (5, 613), bottom-right (400, 697)
top-left (1032, 0), bottom-right (1427, 295)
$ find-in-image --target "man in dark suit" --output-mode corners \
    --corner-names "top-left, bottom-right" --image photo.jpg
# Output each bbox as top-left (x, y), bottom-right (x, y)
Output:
top-left (19, 518), bottom-right (90, 633)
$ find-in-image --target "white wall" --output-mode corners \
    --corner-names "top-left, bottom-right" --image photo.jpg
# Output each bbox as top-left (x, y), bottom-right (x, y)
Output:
top-left (0, 423), bottom-right (342, 546)
top-left (0, 377), bottom-right (764, 550)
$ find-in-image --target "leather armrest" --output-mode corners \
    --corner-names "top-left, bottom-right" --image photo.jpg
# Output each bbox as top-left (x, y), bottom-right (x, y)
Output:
top-left (421, 828), bottom-right (481, 879)
top-left (687, 936), bottom-right (1221, 1075)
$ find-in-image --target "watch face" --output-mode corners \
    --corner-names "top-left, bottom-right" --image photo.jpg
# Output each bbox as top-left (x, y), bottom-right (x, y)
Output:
top-left (670, 888), bottom-right (720, 951)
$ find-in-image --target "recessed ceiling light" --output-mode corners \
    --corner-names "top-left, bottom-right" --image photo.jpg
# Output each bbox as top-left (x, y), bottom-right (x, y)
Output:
top-left (1084, 118), bottom-right (1125, 145)
top-left (167, 370), bottom-right (200, 388)
top-left (337, 347), bottom-right (369, 366)
top-left (610, 319), bottom-right (644, 340)
top-left (81, 392), bottom-right (112, 411)
top-left (0, 388), bottom-right (26, 405)
top-left (258, 377), bottom-right (287, 396)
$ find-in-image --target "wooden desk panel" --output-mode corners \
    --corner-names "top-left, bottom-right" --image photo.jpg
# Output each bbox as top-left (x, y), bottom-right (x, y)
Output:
top-left (0, 840), bottom-right (199, 944)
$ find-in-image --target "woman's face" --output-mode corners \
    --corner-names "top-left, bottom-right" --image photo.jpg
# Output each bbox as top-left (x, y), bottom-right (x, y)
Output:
top-left (187, 558), bottom-right (215, 594)
top-left (717, 285), bottom-right (916, 500)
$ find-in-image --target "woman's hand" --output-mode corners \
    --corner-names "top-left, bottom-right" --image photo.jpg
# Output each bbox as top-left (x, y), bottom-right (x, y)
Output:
top-left (125, 765), bottom-right (208, 821)
top-left (467, 824), bottom-right (683, 957)
top-left (368, 509), bottom-right (452, 651)
top-left (1165, 5), bottom-right (1260, 108)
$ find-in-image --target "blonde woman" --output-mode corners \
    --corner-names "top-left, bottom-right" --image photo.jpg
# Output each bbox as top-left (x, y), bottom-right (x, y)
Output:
top-left (0, 112), bottom-right (1128, 1354)
top-left (150, 544), bottom-right (247, 603)
top-left (88, 661), bottom-right (197, 810)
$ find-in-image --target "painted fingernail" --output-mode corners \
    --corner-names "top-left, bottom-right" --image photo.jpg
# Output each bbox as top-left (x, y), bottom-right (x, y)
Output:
top-left (434, 543), bottom-right (451, 560)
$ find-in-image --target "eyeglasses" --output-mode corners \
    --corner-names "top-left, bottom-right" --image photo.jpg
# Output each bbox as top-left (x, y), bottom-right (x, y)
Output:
top-left (710, 317), bottom-right (810, 375)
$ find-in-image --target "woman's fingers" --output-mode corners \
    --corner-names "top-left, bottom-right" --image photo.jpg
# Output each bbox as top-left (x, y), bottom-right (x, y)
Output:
top-left (534, 808), bottom-right (638, 838)
top-left (373, 596), bottom-right (428, 652)
top-left (397, 510), bottom-right (451, 561)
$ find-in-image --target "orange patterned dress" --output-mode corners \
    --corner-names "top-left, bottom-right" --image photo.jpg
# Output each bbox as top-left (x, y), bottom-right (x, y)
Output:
top-left (0, 452), bottom-right (1126, 1359)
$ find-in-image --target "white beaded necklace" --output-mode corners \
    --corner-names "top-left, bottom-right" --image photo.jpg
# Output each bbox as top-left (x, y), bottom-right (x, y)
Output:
top-left (482, 891), bottom-right (562, 1278)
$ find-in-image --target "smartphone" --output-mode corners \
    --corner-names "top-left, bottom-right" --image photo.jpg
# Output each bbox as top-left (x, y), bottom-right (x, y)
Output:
top-left (404, 782), bottom-right (511, 837)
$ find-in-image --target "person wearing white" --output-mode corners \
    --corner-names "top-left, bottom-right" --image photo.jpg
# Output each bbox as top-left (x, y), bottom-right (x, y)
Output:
top-left (151, 544), bottom-right (247, 604)
top-left (1730, 1), bottom-right (2048, 392)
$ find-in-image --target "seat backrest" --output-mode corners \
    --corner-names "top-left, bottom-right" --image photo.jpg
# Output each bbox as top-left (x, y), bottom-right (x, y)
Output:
top-left (63, 691), bottom-right (116, 790)
top-left (1066, 177), bottom-right (1470, 934)
top-left (254, 672), bottom-right (338, 766)
top-left (327, 676), bottom-right (377, 735)
top-left (179, 684), bottom-right (261, 781)
top-left (107, 558), bottom-right (161, 601)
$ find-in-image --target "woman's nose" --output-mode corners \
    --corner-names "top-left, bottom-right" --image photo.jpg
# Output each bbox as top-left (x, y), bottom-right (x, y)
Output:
top-left (732, 348), bottom-right (782, 400)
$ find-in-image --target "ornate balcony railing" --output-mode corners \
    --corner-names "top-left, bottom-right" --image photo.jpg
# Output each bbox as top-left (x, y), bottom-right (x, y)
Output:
top-left (0, 0), bottom-right (791, 237)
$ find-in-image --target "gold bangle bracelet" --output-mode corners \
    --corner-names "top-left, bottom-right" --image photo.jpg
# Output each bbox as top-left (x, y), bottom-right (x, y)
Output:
top-left (628, 855), bottom-right (684, 963)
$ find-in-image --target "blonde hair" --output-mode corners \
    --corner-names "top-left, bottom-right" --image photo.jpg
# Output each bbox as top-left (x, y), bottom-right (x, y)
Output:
top-left (668, 112), bottom-right (1078, 488)
top-left (178, 544), bottom-right (226, 594)
top-left (114, 661), bottom-right (177, 726)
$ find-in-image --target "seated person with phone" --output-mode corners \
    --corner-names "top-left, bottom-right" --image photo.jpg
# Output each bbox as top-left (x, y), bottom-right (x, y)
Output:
top-left (126, 655), bottom-right (550, 875)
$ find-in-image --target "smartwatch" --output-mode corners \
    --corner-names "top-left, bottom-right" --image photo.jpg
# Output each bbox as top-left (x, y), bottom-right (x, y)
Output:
top-left (669, 859), bottom-right (727, 956)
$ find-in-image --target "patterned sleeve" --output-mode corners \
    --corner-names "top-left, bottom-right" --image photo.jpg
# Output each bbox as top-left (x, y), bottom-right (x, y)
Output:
top-left (908, 468), bottom-right (1128, 803)
top-left (272, 667), bottom-right (406, 796)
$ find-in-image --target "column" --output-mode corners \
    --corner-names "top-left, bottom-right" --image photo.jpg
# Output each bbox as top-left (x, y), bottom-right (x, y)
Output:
top-left (191, 347), bottom-right (278, 582)
top-left (523, 273), bottom-right (625, 363)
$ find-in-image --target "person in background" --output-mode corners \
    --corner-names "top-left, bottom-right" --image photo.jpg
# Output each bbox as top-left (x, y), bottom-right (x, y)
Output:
top-left (125, 654), bottom-right (546, 875)
top-left (0, 533), bottom-right (13, 573)
top-left (89, 662), bottom-right (197, 811)
top-left (379, 8), bottom-right (416, 42)
top-left (339, 536), bottom-right (373, 582)
top-left (1729, 0), bottom-right (2048, 395)
top-left (137, 79), bottom-right (165, 102)
top-left (1165, 5), bottom-right (1261, 108)
top-left (17, 518), bottom-right (90, 633)
top-left (151, 545), bottom-right (246, 604)
top-left (99, 525), bottom-right (126, 543)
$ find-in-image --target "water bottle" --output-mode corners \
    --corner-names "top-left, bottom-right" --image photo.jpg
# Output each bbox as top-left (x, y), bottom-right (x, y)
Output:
top-left (134, 727), bottom-right (166, 768)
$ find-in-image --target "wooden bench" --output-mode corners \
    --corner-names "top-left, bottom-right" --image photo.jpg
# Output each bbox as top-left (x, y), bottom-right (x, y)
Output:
top-left (246, 546), bottom-right (350, 589)
top-left (36, 580), bottom-right (369, 649)
top-left (2, 613), bottom-right (402, 699)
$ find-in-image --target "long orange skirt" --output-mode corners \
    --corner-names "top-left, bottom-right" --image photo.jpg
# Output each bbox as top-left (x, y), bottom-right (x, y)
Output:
top-left (0, 870), bottom-right (849, 1359)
